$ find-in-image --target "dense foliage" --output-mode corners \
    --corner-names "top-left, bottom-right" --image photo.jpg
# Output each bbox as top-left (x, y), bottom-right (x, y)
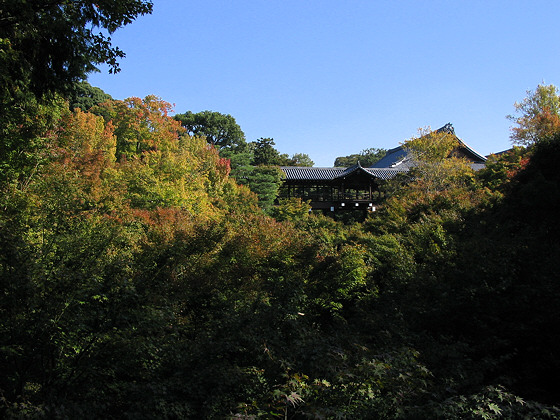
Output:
top-left (334, 147), bottom-right (387, 167)
top-left (1, 9), bottom-right (559, 415)
top-left (173, 115), bottom-right (314, 210)
top-left (0, 0), bottom-right (153, 98)
top-left (174, 110), bottom-right (247, 152)
top-left (2, 91), bottom-right (559, 418)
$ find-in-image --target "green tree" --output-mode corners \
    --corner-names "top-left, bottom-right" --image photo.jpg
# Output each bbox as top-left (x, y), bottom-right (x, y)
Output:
top-left (507, 83), bottom-right (560, 146)
top-left (174, 110), bottom-right (246, 150)
top-left (234, 165), bottom-right (285, 211)
top-left (252, 137), bottom-right (282, 166)
top-left (68, 81), bottom-right (113, 111)
top-left (270, 197), bottom-right (311, 222)
top-left (219, 142), bottom-right (254, 169)
top-left (1, 1), bottom-right (152, 188)
top-left (334, 147), bottom-right (387, 167)
top-left (0, 0), bottom-right (153, 98)
top-left (0, 94), bottom-right (68, 186)
top-left (286, 153), bottom-right (315, 167)
top-left (477, 147), bottom-right (529, 191)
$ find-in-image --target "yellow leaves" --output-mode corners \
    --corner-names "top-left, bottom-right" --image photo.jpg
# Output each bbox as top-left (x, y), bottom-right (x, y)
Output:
top-left (403, 126), bottom-right (458, 163)
top-left (94, 96), bottom-right (185, 159)
top-left (56, 108), bottom-right (116, 161)
top-left (32, 95), bottom-right (266, 233)
top-left (270, 197), bottom-right (311, 222)
top-left (402, 127), bottom-right (476, 195)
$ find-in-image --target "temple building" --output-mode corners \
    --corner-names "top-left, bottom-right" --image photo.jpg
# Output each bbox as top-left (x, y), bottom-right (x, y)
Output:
top-left (278, 123), bottom-right (487, 212)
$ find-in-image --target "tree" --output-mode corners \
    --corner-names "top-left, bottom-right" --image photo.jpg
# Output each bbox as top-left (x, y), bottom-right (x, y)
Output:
top-left (174, 110), bottom-right (246, 151)
top-left (252, 137), bottom-right (282, 166)
top-left (0, 0), bottom-right (153, 99)
top-left (219, 142), bottom-right (254, 169)
top-left (269, 197), bottom-right (311, 222)
top-left (234, 165), bottom-right (285, 211)
top-left (0, 95), bottom-right (67, 186)
top-left (477, 147), bottom-right (529, 191)
top-left (334, 148), bottom-right (387, 167)
top-left (68, 81), bottom-right (113, 111)
top-left (286, 153), bottom-right (314, 167)
top-left (401, 127), bottom-right (475, 195)
top-left (93, 96), bottom-right (184, 159)
top-left (1, 1), bottom-right (152, 188)
top-left (508, 83), bottom-right (560, 146)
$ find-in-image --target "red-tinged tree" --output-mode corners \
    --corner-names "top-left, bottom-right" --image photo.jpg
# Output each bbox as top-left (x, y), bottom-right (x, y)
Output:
top-left (0, 1), bottom-right (152, 188)
top-left (508, 84), bottom-right (560, 146)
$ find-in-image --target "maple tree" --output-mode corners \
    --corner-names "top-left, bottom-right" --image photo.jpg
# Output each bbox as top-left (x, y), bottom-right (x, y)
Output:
top-left (2, 67), bottom-right (560, 418)
top-left (1, 1), bottom-right (152, 190)
top-left (92, 95), bottom-right (183, 158)
top-left (508, 83), bottom-right (560, 146)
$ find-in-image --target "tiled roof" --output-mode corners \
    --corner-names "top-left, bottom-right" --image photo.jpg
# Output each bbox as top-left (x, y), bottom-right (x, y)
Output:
top-left (487, 148), bottom-right (512, 157)
top-left (281, 124), bottom-right (487, 182)
top-left (281, 164), bottom-right (408, 181)
top-left (362, 168), bottom-right (409, 179)
top-left (456, 141), bottom-right (487, 163)
top-left (370, 123), bottom-right (486, 169)
top-left (281, 167), bottom-right (347, 180)
top-left (335, 163), bottom-right (361, 178)
top-left (370, 147), bottom-right (411, 169)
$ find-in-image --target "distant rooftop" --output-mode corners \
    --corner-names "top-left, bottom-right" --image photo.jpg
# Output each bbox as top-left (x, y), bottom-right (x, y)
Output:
top-left (281, 123), bottom-right (487, 182)
top-left (281, 163), bottom-right (408, 181)
top-left (370, 123), bottom-right (486, 171)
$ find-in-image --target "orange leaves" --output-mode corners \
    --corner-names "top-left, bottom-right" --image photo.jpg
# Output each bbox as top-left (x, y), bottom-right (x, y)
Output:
top-left (217, 157), bottom-right (231, 178)
top-left (510, 107), bottom-right (560, 146)
top-left (55, 108), bottom-right (116, 160)
top-left (506, 156), bottom-right (530, 179)
top-left (31, 94), bottom-right (263, 250)
top-left (508, 84), bottom-right (560, 146)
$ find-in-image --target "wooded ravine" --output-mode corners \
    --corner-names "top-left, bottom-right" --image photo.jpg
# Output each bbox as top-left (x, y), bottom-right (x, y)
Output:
top-left (1, 2), bottom-right (559, 418)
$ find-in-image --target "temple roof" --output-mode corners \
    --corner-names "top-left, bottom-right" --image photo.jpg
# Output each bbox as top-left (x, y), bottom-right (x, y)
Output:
top-left (371, 123), bottom-right (486, 170)
top-left (281, 162), bottom-right (408, 181)
top-left (281, 123), bottom-right (486, 182)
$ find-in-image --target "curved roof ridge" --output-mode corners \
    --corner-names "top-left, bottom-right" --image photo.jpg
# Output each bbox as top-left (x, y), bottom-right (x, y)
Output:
top-left (456, 139), bottom-right (487, 162)
top-left (371, 123), bottom-right (486, 168)
top-left (333, 163), bottom-right (361, 179)
top-left (436, 123), bottom-right (486, 162)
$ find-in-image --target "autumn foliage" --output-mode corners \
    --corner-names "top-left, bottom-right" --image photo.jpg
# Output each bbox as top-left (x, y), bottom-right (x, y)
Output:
top-left (1, 90), bottom-right (560, 419)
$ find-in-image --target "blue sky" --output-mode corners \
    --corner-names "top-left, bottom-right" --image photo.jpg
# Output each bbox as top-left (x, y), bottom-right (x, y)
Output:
top-left (88, 0), bottom-right (560, 167)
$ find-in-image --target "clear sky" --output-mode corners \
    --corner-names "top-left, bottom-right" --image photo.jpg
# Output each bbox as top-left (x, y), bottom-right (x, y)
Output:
top-left (88, 0), bottom-right (560, 167)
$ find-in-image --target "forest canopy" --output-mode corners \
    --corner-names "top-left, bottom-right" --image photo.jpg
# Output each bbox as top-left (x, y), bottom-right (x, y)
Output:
top-left (0, 4), bottom-right (559, 417)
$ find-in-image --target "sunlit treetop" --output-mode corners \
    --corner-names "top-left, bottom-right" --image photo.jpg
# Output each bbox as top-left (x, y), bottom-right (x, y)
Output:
top-left (508, 84), bottom-right (560, 146)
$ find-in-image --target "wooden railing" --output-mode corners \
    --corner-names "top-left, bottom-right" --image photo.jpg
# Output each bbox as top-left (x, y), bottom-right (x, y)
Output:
top-left (279, 189), bottom-right (384, 202)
